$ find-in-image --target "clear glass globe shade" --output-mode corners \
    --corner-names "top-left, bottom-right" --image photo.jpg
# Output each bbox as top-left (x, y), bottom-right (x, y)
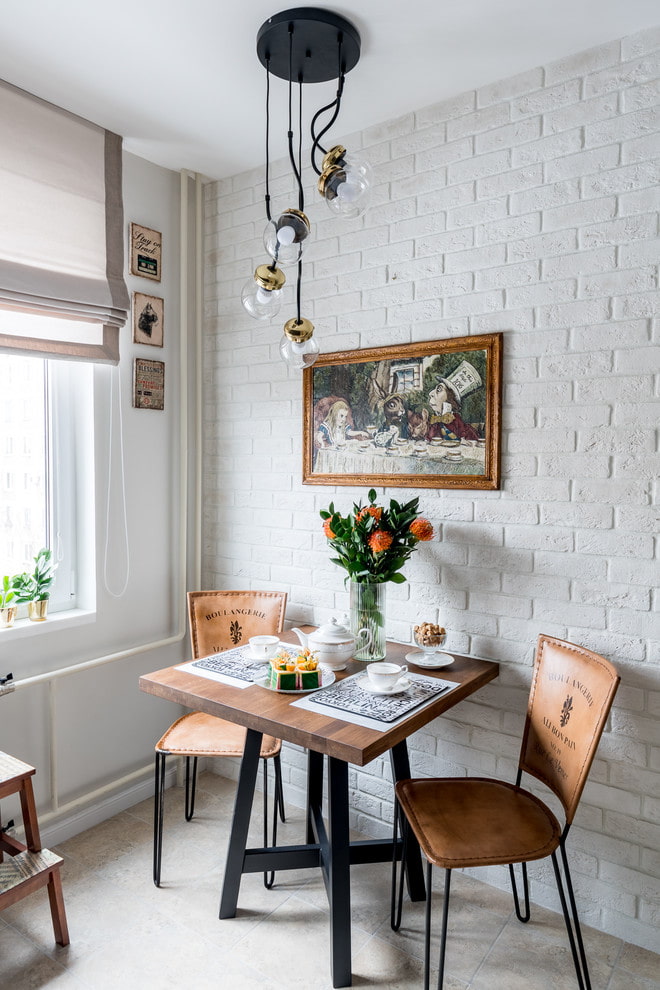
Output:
top-left (324, 155), bottom-right (372, 219)
top-left (241, 277), bottom-right (282, 320)
top-left (263, 215), bottom-right (308, 267)
top-left (279, 333), bottom-right (320, 370)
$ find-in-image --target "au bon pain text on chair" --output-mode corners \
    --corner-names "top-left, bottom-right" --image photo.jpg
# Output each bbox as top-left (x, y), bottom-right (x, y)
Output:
top-left (391, 634), bottom-right (620, 990)
top-left (153, 590), bottom-right (287, 888)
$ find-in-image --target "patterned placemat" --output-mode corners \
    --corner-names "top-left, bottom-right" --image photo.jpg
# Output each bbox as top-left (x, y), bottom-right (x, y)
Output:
top-left (303, 672), bottom-right (455, 724)
top-left (177, 647), bottom-right (267, 688)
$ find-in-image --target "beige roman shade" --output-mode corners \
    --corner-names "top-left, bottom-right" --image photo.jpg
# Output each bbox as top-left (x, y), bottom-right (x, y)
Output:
top-left (0, 80), bottom-right (129, 363)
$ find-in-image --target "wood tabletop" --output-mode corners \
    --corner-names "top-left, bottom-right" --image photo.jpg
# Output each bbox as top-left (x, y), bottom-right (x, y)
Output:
top-left (140, 631), bottom-right (499, 767)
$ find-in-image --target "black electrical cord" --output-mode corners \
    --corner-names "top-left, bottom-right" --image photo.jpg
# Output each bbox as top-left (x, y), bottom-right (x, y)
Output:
top-left (264, 60), bottom-right (272, 223)
top-left (310, 38), bottom-right (345, 174)
top-left (287, 26), bottom-right (304, 207)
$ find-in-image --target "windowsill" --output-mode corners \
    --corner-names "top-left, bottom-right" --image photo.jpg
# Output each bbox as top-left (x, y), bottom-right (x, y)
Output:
top-left (0, 608), bottom-right (96, 639)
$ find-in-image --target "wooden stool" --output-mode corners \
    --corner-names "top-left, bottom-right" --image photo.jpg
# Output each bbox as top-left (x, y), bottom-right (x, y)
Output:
top-left (0, 751), bottom-right (69, 946)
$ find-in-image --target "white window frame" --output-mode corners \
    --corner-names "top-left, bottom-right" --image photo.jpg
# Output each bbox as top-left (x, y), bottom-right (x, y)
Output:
top-left (0, 354), bottom-right (94, 620)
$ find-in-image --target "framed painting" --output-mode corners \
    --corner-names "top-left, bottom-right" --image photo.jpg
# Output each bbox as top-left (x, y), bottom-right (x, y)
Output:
top-left (302, 333), bottom-right (502, 490)
top-left (130, 223), bottom-right (162, 281)
top-left (132, 292), bottom-right (164, 347)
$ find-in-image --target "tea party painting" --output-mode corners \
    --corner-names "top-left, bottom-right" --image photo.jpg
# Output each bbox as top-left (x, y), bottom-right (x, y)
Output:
top-left (302, 333), bottom-right (502, 490)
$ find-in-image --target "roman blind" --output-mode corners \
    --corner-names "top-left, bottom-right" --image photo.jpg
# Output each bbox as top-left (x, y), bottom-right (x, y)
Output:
top-left (0, 79), bottom-right (129, 363)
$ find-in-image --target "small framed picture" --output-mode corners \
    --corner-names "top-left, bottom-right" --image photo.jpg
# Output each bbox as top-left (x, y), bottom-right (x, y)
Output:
top-left (133, 292), bottom-right (164, 347)
top-left (133, 358), bottom-right (165, 410)
top-left (130, 223), bottom-right (162, 281)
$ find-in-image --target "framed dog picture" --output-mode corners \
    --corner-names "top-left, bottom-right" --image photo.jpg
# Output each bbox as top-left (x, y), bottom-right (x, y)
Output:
top-left (130, 223), bottom-right (162, 281)
top-left (132, 292), bottom-right (164, 347)
top-left (302, 333), bottom-right (502, 490)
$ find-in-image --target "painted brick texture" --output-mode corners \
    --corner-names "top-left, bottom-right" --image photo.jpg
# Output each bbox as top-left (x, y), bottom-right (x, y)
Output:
top-left (203, 27), bottom-right (660, 952)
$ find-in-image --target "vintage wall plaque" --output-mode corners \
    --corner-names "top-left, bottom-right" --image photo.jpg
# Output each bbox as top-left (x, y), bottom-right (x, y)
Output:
top-left (130, 223), bottom-right (162, 281)
top-left (132, 292), bottom-right (164, 347)
top-left (133, 358), bottom-right (164, 410)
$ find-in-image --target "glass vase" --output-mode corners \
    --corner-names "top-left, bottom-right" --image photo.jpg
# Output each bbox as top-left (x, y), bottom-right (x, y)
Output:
top-left (350, 580), bottom-right (386, 662)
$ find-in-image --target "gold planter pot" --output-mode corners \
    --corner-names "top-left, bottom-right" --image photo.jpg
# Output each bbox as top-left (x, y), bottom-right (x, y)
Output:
top-left (0, 606), bottom-right (18, 629)
top-left (27, 600), bottom-right (49, 622)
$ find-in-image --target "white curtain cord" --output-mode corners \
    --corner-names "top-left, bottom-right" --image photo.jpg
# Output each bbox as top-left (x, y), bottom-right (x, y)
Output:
top-left (103, 363), bottom-right (130, 597)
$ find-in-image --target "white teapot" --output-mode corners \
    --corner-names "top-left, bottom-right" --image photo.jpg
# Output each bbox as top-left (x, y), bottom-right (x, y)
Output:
top-left (291, 616), bottom-right (373, 671)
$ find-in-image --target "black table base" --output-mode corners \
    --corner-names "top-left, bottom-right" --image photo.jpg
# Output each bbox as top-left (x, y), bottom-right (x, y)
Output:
top-left (218, 729), bottom-right (425, 988)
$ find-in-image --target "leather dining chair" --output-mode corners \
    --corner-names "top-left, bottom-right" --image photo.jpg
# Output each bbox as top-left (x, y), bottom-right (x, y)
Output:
top-left (153, 590), bottom-right (288, 888)
top-left (391, 634), bottom-right (620, 990)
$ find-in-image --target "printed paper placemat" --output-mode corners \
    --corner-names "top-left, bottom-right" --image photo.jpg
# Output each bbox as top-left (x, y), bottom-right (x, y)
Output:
top-left (291, 672), bottom-right (457, 731)
top-left (176, 647), bottom-right (266, 689)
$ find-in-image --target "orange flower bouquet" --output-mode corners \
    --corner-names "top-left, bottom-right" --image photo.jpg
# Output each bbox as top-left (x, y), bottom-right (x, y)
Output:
top-left (321, 490), bottom-right (434, 660)
top-left (320, 489), bottom-right (434, 585)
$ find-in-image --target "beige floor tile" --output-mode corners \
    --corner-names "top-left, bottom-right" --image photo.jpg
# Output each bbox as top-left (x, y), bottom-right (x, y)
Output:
top-left (471, 913), bottom-right (615, 990)
top-left (352, 932), bottom-right (468, 989)
top-left (1, 771), bottom-right (659, 990)
top-left (608, 970), bottom-right (660, 990)
top-left (0, 923), bottom-right (85, 989)
top-left (376, 870), bottom-right (512, 984)
top-left (616, 942), bottom-right (660, 985)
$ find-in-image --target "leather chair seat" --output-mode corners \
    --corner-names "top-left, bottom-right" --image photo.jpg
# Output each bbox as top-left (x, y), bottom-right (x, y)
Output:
top-left (396, 777), bottom-right (561, 870)
top-left (156, 711), bottom-right (281, 760)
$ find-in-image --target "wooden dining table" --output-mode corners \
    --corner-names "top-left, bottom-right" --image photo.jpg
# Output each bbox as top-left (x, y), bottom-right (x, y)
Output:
top-left (139, 630), bottom-right (498, 988)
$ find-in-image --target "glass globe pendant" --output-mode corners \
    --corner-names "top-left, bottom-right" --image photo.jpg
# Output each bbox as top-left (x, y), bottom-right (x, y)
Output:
top-left (318, 146), bottom-right (372, 219)
top-left (279, 317), bottom-right (320, 369)
top-left (264, 209), bottom-right (310, 267)
top-left (241, 264), bottom-right (285, 320)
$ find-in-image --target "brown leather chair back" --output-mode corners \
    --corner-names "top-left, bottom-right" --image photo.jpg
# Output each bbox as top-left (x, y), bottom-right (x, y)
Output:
top-left (519, 634), bottom-right (619, 824)
top-left (187, 590), bottom-right (287, 660)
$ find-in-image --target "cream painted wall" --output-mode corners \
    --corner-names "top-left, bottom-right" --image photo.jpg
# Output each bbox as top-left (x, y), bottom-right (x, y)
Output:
top-left (0, 152), bottom-right (190, 837)
top-left (203, 28), bottom-right (660, 951)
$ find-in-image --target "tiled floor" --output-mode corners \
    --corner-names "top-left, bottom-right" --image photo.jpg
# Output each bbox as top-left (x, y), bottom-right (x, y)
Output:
top-left (1, 771), bottom-right (658, 989)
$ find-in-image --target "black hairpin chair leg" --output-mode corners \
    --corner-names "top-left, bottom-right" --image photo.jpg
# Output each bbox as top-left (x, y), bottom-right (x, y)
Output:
top-left (184, 756), bottom-right (198, 821)
top-left (263, 753), bottom-right (287, 889)
top-left (153, 751), bottom-right (167, 887)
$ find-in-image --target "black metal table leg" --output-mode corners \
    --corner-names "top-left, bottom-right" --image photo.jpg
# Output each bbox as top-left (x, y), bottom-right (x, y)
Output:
top-left (218, 728), bottom-right (263, 919)
top-left (307, 750), bottom-right (324, 844)
top-left (328, 756), bottom-right (352, 988)
top-left (389, 741), bottom-right (426, 901)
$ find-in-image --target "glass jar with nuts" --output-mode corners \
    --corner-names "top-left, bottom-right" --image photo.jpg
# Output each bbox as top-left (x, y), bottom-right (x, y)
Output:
top-left (413, 622), bottom-right (446, 654)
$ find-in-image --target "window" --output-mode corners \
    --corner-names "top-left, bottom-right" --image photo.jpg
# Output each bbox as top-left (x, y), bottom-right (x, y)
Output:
top-left (0, 353), bottom-right (93, 615)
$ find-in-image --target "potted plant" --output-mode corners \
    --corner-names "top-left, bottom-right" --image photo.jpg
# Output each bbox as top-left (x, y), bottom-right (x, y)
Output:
top-left (12, 548), bottom-right (58, 622)
top-left (0, 575), bottom-right (18, 629)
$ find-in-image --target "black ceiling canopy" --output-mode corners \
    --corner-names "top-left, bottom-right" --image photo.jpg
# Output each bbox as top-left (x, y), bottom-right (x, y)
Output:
top-left (256, 7), bottom-right (361, 83)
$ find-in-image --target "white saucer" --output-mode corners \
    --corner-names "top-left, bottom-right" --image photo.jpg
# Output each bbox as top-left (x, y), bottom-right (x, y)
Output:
top-left (358, 675), bottom-right (411, 696)
top-left (405, 650), bottom-right (454, 669)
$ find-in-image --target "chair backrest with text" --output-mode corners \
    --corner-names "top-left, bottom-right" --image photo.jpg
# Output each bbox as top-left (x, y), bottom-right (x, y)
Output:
top-left (519, 634), bottom-right (619, 825)
top-left (187, 590), bottom-right (287, 660)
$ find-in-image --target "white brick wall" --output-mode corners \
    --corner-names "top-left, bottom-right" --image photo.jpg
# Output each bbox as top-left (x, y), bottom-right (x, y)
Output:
top-left (203, 27), bottom-right (660, 951)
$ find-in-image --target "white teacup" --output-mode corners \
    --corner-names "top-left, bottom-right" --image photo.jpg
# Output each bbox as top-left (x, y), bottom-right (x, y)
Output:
top-left (367, 661), bottom-right (407, 690)
top-left (248, 635), bottom-right (280, 659)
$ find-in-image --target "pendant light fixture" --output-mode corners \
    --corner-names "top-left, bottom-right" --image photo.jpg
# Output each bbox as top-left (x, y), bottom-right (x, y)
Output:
top-left (241, 8), bottom-right (369, 369)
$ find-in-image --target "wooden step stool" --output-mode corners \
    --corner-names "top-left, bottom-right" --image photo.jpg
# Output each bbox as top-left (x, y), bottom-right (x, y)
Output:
top-left (0, 751), bottom-right (69, 945)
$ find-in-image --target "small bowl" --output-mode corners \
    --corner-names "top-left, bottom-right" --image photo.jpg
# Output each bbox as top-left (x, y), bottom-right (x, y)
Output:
top-left (413, 625), bottom-right (446, 654)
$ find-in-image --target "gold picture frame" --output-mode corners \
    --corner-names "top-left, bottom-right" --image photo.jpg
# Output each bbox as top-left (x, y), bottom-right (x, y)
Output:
top-left (303, 333), bottom-right (502, 490)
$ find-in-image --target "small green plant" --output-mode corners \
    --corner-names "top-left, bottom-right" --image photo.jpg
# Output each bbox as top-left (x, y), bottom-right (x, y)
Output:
top-left (0, 575), bottom-right (17, 609)
top-left (12, 548), bottom-right (58, 603)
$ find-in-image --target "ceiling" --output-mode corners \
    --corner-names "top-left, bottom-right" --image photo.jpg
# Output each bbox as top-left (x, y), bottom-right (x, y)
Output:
top-left (1, 1), bottom-right (657, 180)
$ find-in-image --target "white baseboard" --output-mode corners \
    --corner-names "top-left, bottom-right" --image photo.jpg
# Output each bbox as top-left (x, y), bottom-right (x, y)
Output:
top-left (38, 764), bottom-right (178, 848)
